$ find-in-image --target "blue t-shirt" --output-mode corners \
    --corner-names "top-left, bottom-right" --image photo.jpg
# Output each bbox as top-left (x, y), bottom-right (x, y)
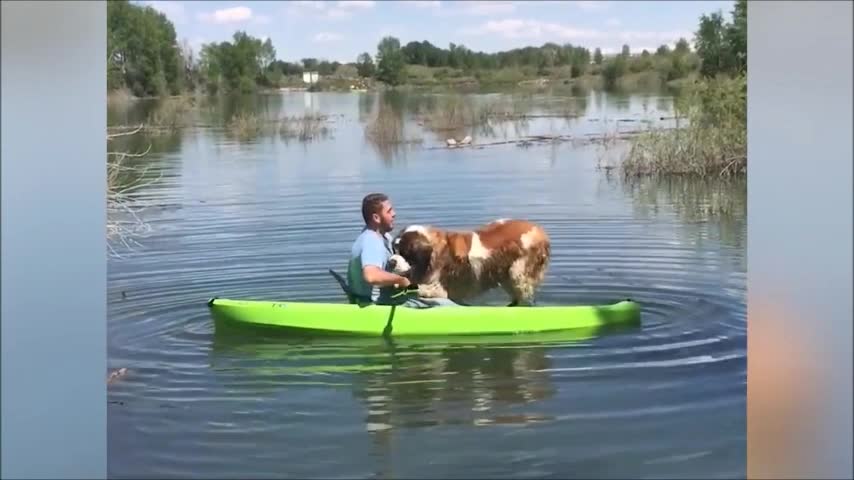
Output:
top-left (347, 228), bottom-right (394, 302)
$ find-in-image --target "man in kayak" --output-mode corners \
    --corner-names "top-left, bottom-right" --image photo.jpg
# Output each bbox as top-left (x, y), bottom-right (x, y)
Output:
top-left (347, 192), bottom-right (458, 308)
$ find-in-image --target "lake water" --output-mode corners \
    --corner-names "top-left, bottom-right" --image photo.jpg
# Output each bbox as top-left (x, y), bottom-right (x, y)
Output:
top-left (107, 88), bottom-right (746, 479)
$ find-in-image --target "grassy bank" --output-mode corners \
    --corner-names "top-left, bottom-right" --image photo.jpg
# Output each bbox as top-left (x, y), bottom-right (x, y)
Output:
top-left (105, 64), bottom-right (685, 103)
top-left (620, 74), bottom-right (746, 178)
top-left (238, 63), bottom-right (692, 95)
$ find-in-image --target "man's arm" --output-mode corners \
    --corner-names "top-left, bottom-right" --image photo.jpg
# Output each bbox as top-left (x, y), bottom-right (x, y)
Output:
top-left (360, 235), bottom-right (411, 288)
top-left (363, 265), bottom-right (410, 288)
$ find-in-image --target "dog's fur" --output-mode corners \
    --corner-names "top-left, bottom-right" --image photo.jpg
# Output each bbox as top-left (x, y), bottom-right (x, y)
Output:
top-left (388, 219), bottom-right (551, 306)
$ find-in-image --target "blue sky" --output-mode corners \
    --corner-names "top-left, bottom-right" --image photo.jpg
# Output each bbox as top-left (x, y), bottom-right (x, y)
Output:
top-left (135, 1), bottom-right (736, 63)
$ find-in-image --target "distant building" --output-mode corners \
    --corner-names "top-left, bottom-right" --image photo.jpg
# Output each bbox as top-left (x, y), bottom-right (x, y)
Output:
top-left (302, 71), bottom-right (319, 84)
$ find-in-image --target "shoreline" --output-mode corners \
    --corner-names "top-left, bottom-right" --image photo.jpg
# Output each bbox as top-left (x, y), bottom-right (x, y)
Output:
top-left (107, 70), bottom-right (697, 104)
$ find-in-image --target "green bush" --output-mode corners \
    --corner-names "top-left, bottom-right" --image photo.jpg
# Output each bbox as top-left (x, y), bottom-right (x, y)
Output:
top-left (621, 74), bottom-right (746, 177)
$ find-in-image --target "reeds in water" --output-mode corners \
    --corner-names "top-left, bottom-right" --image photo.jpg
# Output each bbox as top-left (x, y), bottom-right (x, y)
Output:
top-left (226, 112), bottom-right (334, 143)
top-left (146, 96), bottom-right (196, 132)
top-left (277, 113), bottom-right (332, 142)
top-left (620, 75), bottom-right (746, 178)
top-left (365, 101), bottom-right (421, 146)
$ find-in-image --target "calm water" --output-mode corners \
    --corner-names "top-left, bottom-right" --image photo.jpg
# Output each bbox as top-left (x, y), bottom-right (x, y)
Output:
top-left (107, 89), bottom-right (747, 479)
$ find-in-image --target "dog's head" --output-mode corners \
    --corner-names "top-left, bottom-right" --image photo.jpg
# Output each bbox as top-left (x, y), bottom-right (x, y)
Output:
top-left (388, 225), bottom-right (434, 282)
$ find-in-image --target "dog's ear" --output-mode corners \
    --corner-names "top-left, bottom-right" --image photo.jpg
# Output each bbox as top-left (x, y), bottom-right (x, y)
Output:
top-left (410, 241), bottom-right (433, 281)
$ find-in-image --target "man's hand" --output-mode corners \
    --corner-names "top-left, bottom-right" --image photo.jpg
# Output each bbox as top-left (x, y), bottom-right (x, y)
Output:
top-left (363, 265), bottom-right (411, 289)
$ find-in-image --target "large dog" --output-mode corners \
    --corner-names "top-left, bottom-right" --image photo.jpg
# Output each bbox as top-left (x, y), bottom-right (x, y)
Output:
top-left (388, 219), bottom-right (551, 306)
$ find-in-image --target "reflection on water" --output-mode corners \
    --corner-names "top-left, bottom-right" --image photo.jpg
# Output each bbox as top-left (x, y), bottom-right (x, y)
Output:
top-left (210, 333), bottom-right (563, 427)
top-left (206, 322), bottom-right (649, 478)
top-left (620, 174), bottom-right (747, 253)
top-left (107, 89), bottom-right (746, 479)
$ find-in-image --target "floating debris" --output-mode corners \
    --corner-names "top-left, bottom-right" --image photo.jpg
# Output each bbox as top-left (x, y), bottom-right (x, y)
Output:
top-left (107, 367), bottom-right (129, 384)
top-left (445, 135), bottom-right (473, 148)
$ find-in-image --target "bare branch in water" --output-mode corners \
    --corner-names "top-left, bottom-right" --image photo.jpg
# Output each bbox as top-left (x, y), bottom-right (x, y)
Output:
top-left (108, 142), bottom-right (152, 160)
top-left (719, 156), bottom-right (746, 177)
top-left (107, 124), bottom-right (159, 258)
top-left (423, 128), bottom-right (672, 150)
top-left (107, 124), bottom-right (144, 140)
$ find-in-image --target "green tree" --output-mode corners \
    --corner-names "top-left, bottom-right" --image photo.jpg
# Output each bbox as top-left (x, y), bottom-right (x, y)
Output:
top-left (356, 52), bottom-right (375, 78)
top-left (694, 11), bottom-right (727, 77)
top-left (107, 0), bottom-right (183, 96)
top-left (196, 31), bottom-right (269, 94)
top-left (376, 36), bottom-right (405, 85)
top-left (317, 60), bottom-right (339, 76)
top-left (725, 0), bottom-right (747, 74)
top-left (593, 48), bottom-right (603, 65)
top-left (602, 55), bottom-right (627, 89)
top-left (260, 38), bottom-right (276, 71)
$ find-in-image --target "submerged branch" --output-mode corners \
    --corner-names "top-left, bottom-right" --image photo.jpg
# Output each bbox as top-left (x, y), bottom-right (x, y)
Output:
top-left (107, 124), bottom-right (144, 140)
top-left (107, 123), bottom-right (159, 258)
top-left (423, 128), bottom-right (675, 150)
top-left (108, 143), bottom-right (152, 160)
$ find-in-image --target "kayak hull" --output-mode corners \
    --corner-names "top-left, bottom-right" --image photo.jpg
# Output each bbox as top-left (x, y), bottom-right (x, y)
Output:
top-left (207, 297), bottom-right (642, 337)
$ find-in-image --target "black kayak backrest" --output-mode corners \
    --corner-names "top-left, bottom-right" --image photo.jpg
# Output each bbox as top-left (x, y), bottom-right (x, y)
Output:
top-left (328, 268), bottom-right (357, 304)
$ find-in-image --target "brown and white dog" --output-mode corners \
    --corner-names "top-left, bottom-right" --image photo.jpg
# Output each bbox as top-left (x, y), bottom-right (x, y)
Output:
top-left (388, 219), bottom-right (551, 306)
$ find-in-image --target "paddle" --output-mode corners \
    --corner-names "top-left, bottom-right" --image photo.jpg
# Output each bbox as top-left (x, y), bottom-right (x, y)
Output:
top-left (382, 284), bottom-right (420, 337)
top-left (327, 269), bottom-right (421, 337)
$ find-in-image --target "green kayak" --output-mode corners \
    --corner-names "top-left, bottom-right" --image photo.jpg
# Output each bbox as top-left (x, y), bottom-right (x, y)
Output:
top-left (207, 297), bottom-right (641, 337)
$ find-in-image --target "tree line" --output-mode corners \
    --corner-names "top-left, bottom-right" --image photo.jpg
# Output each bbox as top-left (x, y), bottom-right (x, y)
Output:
top-left (107, 0), bottom-right (745, 97)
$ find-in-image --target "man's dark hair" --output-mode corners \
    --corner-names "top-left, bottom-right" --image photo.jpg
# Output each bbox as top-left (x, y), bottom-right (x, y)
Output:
top-left (361, 192), bottom-right (388, 224)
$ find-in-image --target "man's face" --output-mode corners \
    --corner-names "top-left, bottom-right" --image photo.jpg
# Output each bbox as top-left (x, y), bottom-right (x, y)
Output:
top-left (372, 200), bottom-right (396, 233)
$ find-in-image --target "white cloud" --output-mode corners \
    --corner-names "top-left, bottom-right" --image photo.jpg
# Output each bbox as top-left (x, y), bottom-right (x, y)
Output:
top-left (461, 18), bottom-right (690, 50)
top-left (292, 1), bottom-right (327, 9)
top-left (605, 17), bottom-right (621, 27)
top-left (286, 1), bottom-right (374, 20)
top-left (463, 1), bottom-right (516, 16)
top-left (313, 32), bottom-right (344, 42)
top-left (326, 8), bottom-right (354, 19)
top-left (336, 1), bottom-right (376, 8)
top-left (409, 1), bottom-right (441, 8)
top-left (462, 19), bottom-right (604, 40)
top-left (571, 1), bottom-right (611, 11)
top-left (142, 1), bottom-right (187, 24)
top-left (198, 6), bottom-right (256, 24)
top-left (432, 1), bottom-right (515, 18)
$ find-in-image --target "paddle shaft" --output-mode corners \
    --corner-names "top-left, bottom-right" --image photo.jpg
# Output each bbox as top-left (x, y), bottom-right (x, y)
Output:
top-left (383, 304), bottom-right (396, 337)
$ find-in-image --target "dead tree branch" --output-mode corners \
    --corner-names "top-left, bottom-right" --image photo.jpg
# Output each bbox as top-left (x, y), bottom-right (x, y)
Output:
top-left (107, 123), bottom-right (158, 258)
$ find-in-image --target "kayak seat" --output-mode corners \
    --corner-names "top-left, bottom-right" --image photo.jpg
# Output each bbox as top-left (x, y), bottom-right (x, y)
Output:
top-left (328, 269), bottom-right (373, 307)
top-left (328, 268), bottom-right (356, 303)
top-left (327, 269), bottom-right (465, 308)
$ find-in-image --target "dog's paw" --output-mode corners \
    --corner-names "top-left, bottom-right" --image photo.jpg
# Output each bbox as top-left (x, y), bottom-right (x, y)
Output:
top-left (417, 282), bottom-right (449, 299)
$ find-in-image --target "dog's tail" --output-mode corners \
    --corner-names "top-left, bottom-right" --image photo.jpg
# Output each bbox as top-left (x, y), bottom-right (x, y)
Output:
top-left (528, 236), bottom-right (551, 284)
top-left (538, 242), bottom-right (551, 274)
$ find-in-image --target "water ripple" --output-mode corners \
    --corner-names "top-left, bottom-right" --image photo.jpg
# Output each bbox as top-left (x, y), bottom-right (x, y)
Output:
top-left (108, 92), bottom-right (745, 479)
